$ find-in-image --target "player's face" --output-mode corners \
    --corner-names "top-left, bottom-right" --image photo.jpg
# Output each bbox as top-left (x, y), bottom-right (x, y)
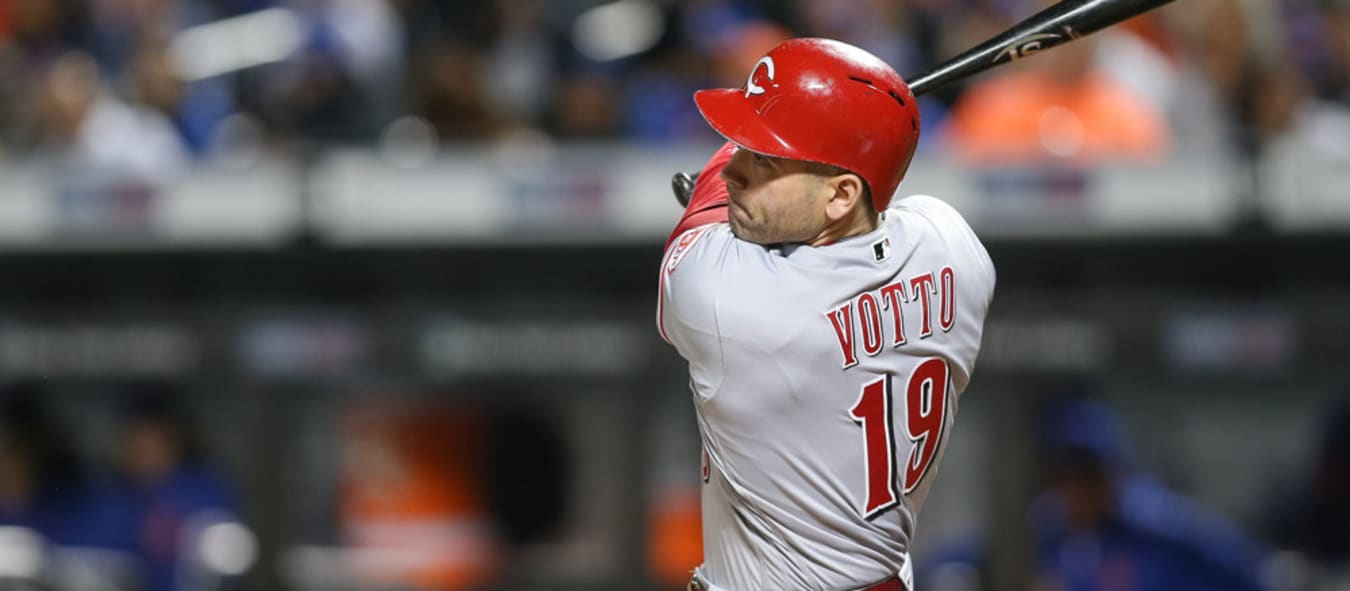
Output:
top-left (720, 149), bottom-right (832, 245)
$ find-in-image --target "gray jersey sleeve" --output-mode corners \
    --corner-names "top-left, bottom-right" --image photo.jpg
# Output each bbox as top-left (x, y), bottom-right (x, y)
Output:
top-left (659, 224), bottom-right (732, 400)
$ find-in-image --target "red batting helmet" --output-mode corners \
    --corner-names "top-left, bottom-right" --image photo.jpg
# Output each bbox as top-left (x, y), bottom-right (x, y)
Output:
top-left (694, 38), bottom-right (921, 212)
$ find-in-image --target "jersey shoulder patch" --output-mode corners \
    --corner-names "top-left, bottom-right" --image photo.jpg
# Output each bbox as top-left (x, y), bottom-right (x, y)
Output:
top-left (664, 225), bottom-right (714, 275)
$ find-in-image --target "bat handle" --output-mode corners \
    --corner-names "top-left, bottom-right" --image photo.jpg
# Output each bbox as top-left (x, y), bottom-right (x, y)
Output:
top-left (672, 171), bottom-right (699, 207)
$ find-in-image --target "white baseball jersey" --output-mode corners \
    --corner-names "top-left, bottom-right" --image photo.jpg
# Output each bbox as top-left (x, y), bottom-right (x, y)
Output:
top-left (658, 187), bottom-right (995, 590)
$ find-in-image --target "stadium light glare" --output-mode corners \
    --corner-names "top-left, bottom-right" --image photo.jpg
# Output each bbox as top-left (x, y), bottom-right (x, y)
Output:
top-left (170, 8), bottom-right (304, 81)
top-left (573, 0), bottom-right (665, 62)
top-left (197, 521), bottom-right (259, 576)
top-left (0, 527), bottom-right (44, 579)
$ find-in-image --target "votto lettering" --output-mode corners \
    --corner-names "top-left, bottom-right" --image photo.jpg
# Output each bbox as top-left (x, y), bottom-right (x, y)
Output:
top-left (826, 266), bottom-right (957, 369)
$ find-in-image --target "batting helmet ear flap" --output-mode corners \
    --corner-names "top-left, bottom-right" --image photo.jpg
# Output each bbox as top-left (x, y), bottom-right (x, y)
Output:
top-left (694, 38), bottom-right (921, 212)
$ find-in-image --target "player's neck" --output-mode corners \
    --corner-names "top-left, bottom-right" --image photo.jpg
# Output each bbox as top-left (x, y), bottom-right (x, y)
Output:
top-left (808, 209), bottom-right (879, 247)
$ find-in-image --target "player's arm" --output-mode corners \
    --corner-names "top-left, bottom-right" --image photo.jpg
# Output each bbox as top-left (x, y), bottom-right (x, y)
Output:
top-left (665, 142), bottom-right (734, 250)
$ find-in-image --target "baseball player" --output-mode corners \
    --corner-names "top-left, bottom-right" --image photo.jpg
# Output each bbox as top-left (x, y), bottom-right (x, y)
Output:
top-left (658, 38), bottom-right (996, 591)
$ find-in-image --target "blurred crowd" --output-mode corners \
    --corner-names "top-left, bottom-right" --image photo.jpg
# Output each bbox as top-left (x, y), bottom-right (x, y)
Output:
top-left (0, 0), bottom-right (1348, 183)
top-left (4, 376), bottom-right (1348, 591)
top-left (0, 379), bottom-right (575, 591)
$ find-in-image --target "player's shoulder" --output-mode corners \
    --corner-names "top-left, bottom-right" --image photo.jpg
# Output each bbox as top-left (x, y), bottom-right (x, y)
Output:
top-left (889, 194), bottom-right (995, 284)
top-left (889, 194), bottom-right (979, 237)
top-left (890, 194), bottom-right (966, 220)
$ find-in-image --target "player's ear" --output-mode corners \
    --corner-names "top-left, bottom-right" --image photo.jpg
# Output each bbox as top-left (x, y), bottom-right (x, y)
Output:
top-left (822, 173), bottom-right (866, 222)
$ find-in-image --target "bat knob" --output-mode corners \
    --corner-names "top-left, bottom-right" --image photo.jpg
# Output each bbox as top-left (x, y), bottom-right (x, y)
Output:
top-left (672, 172), bottom-right (699, 207)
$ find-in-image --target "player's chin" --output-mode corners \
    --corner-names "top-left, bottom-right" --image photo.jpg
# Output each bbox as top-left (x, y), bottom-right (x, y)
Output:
top-left (728, 218), bottom-right (747, 240)
top-left (729, 207), bottom-right (773, 244)
top-left (728, 222), bottom-right (771, 245)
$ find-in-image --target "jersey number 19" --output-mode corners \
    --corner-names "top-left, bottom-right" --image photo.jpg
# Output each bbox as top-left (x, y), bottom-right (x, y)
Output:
top-left (848, 358), bottom-right (950, 519)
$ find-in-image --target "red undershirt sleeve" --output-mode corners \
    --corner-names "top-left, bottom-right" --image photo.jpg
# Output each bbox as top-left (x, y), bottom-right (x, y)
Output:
top-left (665, 142), bottom-right (734, 250)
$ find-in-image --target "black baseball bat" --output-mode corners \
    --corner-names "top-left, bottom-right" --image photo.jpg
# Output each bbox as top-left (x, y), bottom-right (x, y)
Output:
top-left (907, 0), bottom-right (1175, 96)
top-left (671, 0), bottom-right (1176, 206)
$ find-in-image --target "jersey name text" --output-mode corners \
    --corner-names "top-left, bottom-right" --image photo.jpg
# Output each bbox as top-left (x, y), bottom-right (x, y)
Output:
top-left (825, 266), bottom-right (957, 369)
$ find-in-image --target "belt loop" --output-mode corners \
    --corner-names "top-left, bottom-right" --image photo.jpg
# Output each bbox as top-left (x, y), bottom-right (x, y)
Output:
top-left (687, 571), bottom-right (708, 591)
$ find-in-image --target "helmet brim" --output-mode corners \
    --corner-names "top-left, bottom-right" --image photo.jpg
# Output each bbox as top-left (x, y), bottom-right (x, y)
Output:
top-left (694, 89), bottom-right (795, 158)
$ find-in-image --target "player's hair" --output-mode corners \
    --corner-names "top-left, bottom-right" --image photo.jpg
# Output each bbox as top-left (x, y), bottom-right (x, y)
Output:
top-left (804, 161), bottom-right (876, 213)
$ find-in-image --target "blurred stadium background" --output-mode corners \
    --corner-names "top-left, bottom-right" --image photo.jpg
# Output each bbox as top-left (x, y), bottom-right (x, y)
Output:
top-left (0, 0), bottom-right (1348, 590)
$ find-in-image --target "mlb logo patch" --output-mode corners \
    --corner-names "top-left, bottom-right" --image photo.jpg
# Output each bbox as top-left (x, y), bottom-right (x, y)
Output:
top-left (872, 237), bottom-right (891, 262)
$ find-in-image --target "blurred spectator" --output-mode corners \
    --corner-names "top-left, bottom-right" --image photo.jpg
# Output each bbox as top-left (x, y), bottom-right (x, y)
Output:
top-left (414, 42), bottom-right (510, 140)
top-left (0, 0), bottom-right (85, 152)
top-left (1162, 0), bottom-right (1262, 161)
top-left (126, 38), bottom-right (236, 156)
top-left (103, 382), bottom-right (243, 591)
top-left (1280, 0), bottom-right (1350, 103)
top-left (87, 0), bottom-right (188, 77)
top-left (919, 397), bottom-right (1270, 591)
top-left (554, 73), bottom-right (619, 138)
top-left (1030, 398), bottom-right (1269, 591)
top-left (1324, 0), bottom-right (1350, 101)
top-left (320, 0), bottom-right (404, 111)
top-left (619, 43), bottom-right (714, 142)
top-left (36, 51), bottom-right (190, 207)
top-left (1241, 57), bottom-right (1350, 162)
top-left (250, 0), bottom-right (402, 145)
top-left (1093, 13), bottom-right (1181, 116)
top-left (0, 381), bottom-right (98, 546)
top-left (1234, 0), bottom-right (1350, 164)
top-left (485, 0), bottom-right (558, 129)
top-left (940, 31), bottom-right (1169, 165)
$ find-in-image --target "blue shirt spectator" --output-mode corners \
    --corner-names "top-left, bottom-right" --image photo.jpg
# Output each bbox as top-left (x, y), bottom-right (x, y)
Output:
top-left (919, 398), bottom-right (1270, 591)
